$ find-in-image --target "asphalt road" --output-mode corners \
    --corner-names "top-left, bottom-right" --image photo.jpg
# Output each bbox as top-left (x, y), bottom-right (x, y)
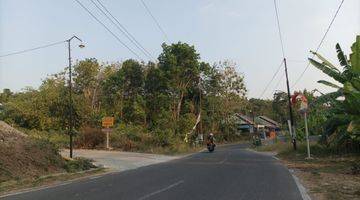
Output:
top-left (3, 144), bottom-right (303, 200)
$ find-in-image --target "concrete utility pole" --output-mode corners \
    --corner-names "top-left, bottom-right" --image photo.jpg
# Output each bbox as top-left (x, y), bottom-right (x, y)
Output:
top-left (284, 58), bottom-right (297, 150)
top-left (67, 35), bottom-right (85, 158)
top-left (304, 112), bottom-right (311, 158)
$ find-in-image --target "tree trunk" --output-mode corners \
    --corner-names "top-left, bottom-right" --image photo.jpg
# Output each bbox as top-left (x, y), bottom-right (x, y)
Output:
top-left (92, 87), bottom-right (97, 110)
top-left (177, 91), bottom-right (184, 119)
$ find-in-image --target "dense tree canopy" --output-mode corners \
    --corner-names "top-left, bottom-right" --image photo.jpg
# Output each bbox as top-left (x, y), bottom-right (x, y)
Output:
top-left (0, 42), bottom-right (248, 145)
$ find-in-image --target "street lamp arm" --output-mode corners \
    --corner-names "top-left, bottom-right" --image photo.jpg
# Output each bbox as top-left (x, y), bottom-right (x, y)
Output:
top-left (67, 35), bottom-right (83, 43)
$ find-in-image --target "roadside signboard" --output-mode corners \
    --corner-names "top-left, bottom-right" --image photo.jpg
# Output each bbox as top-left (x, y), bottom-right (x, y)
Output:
top-left (102, 117), bottom-right (114, 128)
top-left (102, 117), bottom-right (114, 150)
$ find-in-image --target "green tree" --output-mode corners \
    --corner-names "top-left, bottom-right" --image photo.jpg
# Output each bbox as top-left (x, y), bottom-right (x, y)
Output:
top-left (309, 35), bottom-right (360, 145)
top-left (158, 42), bottom-right (201, 122)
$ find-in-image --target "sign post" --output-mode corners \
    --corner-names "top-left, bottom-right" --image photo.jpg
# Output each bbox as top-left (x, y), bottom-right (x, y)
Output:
top-left (293, 93), bottom-right (311, 159)
top-left (304, 112), bottom-right (311, 159)
top-left (102, 117), bottom-right (114, 150)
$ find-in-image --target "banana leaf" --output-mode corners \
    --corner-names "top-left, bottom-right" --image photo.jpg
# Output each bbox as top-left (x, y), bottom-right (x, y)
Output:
top-left (311, 50), bottom-right (340, 72)
top-left (350, 35), bottom-right (360, 75)
top-left (312, 90), bottom-right (342, 106)
top-left (309, 58), bottom-right (346, 83)
top-left (318, 80), bottom-right (341, 89)
top-left (336, 43), bottom-right (349, 67)
top-left (343, 82), bottom-right (360, 115)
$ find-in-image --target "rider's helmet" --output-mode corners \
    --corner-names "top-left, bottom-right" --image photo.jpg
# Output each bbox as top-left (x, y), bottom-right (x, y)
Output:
top-left (209, 133), bottom-right (214, 137)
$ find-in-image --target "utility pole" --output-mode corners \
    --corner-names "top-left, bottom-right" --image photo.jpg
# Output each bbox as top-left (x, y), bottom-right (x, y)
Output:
top-left (66, 36), bottom-right (85, 158)
top-left (283, 58), bottom-right (297, 150)
top-left (199, 76), bottom-right (203, 143)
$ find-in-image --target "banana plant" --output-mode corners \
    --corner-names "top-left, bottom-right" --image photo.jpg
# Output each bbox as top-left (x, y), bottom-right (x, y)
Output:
top-left (309, 35), bottom-right (360, 144)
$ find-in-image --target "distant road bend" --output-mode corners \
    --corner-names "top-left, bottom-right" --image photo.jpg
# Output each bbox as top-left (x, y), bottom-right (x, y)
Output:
top-left (3, 144), bottom-right (303, 200)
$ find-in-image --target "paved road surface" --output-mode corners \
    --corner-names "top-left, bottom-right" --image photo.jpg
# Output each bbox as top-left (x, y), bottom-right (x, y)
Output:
top-left (61, 149), bottom-right (181, 171)
top-left (3, 144), bottom-right (303, 200)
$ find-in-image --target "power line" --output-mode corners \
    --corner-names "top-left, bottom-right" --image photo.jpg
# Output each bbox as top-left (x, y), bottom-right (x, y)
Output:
top-left (92, 0), bottom-right (155, 61)
top-left (273, 0), bottom-right (285, 58)
top-left (258, 60), bottom-right (284, 99)
top-left (291, 0), bottom-right (345, 88)
top-left (272, 71), bottom-right (285, 92)
top-left (273, 0), bottom-right (297, 150)
top-left (74, 0), bottom-right (142, 60)
top-left (140, 0), bottom-right (170, 43)
top-left (0, 40), bottom-right (66, 58)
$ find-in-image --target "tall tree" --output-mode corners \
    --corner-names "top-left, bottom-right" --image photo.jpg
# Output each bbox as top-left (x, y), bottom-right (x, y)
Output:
top-left (158, 42), bottom-right (201, 122)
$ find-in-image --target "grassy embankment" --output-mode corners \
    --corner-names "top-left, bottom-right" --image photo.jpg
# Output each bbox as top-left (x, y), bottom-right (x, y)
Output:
top-left (0, 121), bottom-right (103, 194)
top-left (254, 141), bottom-right (360, 200)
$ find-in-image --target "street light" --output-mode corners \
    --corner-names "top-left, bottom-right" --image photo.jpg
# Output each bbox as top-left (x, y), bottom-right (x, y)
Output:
top-left (66, 35), bottom-right (84, 158)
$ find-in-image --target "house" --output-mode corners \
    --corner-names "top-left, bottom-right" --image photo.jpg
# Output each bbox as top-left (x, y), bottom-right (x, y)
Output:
top-left (234, 114), bottom-right (281, 138)
top-left (256, 116), bottom-right (281, 131)
top-left (235, 114), bottom-right (255, 133)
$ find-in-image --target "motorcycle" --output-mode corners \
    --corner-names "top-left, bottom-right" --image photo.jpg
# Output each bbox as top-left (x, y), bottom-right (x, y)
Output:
top-left (207, 141), bottom-right (216, 152)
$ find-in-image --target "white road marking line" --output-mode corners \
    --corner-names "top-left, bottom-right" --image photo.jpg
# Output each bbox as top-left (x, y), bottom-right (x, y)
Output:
top-left (289, 170), bottom-right (312, 200)
top-left (89, 176), bottom-right (102, 180)
top-left (218, 152), bottom-right (230, 164)
top-left (272, 156), bottom-right (280, 160)
top-left (138, 180), bottom-right (184, 200)
top-left (218, 157), bottom-right (227, 164)
top-left (0, 181), bottom-right (71, 198)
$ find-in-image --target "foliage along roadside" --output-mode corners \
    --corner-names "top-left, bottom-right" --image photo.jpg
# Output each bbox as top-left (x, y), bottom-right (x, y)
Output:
top-left (309, 35), bottom-right (360, 149)
top-left (0, 42), bottom-right (248, 151)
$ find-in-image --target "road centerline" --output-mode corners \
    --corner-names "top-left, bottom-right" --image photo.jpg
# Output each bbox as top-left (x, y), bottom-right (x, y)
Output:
top-left (137, 180), bottom-right (184, 200)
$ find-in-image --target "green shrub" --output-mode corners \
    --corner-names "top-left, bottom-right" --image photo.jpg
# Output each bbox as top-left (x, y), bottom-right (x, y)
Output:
top-left (110, 124), bottom-right (146, 150)
top-left (152, 128), bottom-right (174, 147)
top-left (64, 157), bottom-right (96, 173)
top-left (26, 129), bottom-right (68, 148)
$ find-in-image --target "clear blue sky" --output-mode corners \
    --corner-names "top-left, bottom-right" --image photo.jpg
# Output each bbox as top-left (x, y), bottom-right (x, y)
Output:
top-left (0, 0), bottom-right (359, 98)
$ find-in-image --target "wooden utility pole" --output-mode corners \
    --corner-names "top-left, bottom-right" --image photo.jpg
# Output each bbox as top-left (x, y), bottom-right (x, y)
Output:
top-left (284, 58), bottom-right (297, 150)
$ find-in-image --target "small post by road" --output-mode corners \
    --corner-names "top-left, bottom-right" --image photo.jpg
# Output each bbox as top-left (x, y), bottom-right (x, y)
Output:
top-left (293, 92), bottom-right (311, 158)
top-left (304, 112), bottom-right (311, 159)
top-left (102, 117), bottom-right (114, 150)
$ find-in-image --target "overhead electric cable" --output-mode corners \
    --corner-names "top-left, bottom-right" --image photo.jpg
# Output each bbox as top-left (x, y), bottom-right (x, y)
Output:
top-left (92, 0), bottom-right (155, 61)
top-left (273, 0), bottom-right (285, 58)
top-left (272, 71), bottom-right (285, 92)
top-left (258, 60), bottom-right (284, 99)
top-left (291, 0), bottom-right (345, 88)
top-left (140, 0), bottom-right (170, 43)
top-left (258, 0), bottom-right (287, 99)
top-left (74, 0), bottom-right (142, 60)
top-left (0, 40), bottom-right (66, 58)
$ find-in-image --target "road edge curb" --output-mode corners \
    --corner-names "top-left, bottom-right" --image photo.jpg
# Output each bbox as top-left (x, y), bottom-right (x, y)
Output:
top-left (288, 169), bottom-right (312, 200)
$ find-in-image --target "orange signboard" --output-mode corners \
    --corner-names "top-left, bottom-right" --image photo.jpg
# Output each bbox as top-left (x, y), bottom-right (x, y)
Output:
top-left (102, 117), bottom-right (114, 128)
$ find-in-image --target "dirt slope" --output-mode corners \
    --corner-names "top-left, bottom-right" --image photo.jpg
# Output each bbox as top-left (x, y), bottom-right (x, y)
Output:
top-left (0, 121), bottom-right (65, 183)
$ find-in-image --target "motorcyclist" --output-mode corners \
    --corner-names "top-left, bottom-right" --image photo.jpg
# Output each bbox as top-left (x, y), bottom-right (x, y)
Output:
top-left (207, 133), bottom-right (214, 143)
top-left (207, 133), bottom-right (216, 152)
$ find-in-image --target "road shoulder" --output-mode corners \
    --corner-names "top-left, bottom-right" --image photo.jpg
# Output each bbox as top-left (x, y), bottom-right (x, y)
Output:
top-left (246, 148), bottom-right (312, 200)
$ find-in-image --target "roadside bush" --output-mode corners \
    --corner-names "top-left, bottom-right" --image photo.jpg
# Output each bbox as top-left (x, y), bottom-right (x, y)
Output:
top-left (64, 157), bottom-right (96, 173)
top-left (110, 124), bottom-right (146, 151)
top-left (26, 129), bottom-right (68, 148)
top-left (75, 126), bottom-right (105, 149)
top-left (152, 128), bottom-right (173, 147)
